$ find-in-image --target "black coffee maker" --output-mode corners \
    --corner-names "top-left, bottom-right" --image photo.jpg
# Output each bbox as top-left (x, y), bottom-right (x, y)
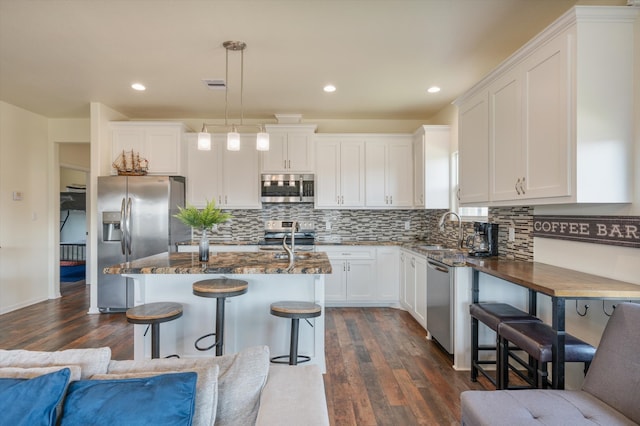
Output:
top-left (466, 222), bottom-right (499, 257)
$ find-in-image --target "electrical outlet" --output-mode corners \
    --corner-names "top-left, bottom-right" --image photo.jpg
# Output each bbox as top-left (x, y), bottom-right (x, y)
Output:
top-left (404, 221), bottom-right (411, 230)
top-left (508, 227), bottom-right (515, 242)
top-left (325, 222), bottom-right (331, 231)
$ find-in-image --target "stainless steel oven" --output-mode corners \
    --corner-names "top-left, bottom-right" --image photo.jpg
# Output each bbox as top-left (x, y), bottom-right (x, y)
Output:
top-left (261, 174), bottom-right (314, 203)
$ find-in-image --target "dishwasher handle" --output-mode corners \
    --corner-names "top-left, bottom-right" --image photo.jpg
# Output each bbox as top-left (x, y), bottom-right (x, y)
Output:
top-left (427, 260), bottom-right (449, 273)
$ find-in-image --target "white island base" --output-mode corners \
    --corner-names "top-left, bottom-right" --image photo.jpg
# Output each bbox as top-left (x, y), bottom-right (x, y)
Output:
top-left (124, 273), bottom-right (326, 372)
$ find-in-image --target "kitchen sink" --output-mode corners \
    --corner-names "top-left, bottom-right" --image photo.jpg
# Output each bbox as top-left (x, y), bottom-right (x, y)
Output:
top-left (273, 253), bottom-right (310, 261)
top-left (418, 245), bottom-right (445, 250)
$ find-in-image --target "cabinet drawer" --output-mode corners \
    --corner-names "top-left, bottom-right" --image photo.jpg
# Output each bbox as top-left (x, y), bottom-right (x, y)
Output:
top-left (319, 246), bottom-right (376, 260)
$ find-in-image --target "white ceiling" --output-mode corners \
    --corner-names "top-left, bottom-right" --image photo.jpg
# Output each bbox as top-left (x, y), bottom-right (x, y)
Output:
top-left (0, 0), bottom-right (627, 121)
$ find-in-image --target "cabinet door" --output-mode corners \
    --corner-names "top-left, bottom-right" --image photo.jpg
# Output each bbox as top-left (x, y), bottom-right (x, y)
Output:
top-left (145, 126), bottom-right (181, 175)
top-left (186, 134), bottom-right (221, 208)
top-left (489, 71), bottom-right (522, 201)
top-left (413, 255), bottom-right (427, 329)
top-left (413, 134), bottom-right (425, 207)
top-left (111, 127), bottom-right (145, 174)
top-left (287, 132), bottom-right (313, 172)
top-left (340, 141), bottom-right (365, 207)
top-left (315, 139), bottom-right (341, 207)
top-left (376, 248), bottom-right (399, 301)
top-left (221, 135), bottom-right (261, 208)
top-left (521, 33), bottom-right (570, 200)
top-left (364, 141), bottom-right (387, 206)
top-left (458, 91), bottom-right (490, 204)
top-left (261, 131), bottom-right (287, 172)
top-left (386, 140), bottom-right (413, 207)
top-left (325, 259), bottom-right (347, 301)
top-left (346, 259), bottom-right (376, 301)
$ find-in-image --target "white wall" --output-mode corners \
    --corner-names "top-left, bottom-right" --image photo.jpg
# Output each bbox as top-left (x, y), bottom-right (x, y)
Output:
top-left (0, 101), bottom-right (51, 314)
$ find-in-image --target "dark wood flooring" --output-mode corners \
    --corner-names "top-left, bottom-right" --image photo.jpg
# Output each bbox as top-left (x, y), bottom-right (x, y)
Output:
top-left (0, 282), bottom-right (491, 425)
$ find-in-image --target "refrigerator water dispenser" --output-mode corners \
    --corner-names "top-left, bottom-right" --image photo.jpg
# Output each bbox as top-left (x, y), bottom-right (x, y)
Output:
top-left (102, 211), bottom-right (122, 241)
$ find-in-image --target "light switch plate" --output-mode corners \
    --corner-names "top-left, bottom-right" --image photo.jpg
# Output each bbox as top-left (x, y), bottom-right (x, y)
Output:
top-left (508, 227), bottom-right (515, 242)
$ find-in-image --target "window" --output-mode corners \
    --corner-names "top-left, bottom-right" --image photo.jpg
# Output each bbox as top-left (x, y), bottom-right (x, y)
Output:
top-left (451, 151), bottom-right (487, 220)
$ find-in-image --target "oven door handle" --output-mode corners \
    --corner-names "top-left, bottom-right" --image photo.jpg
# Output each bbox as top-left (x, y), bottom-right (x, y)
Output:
top-left (427, 260), bottom-right (449, 273)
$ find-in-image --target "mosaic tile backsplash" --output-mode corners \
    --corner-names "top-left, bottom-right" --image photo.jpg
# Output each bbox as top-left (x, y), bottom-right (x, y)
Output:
top-left (196, 204), bottom-right (535, 261)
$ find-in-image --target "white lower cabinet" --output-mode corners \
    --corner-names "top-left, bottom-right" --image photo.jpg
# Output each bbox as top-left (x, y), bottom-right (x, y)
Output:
top-left (400, 249), bottom-right (427, 329)
top-left (322, 246), bottom-right (398, 306)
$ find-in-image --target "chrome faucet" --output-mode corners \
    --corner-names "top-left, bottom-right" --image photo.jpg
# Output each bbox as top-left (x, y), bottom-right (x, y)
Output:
top-left (282, 221), bottom-right (298, 270)
top-left (438, 211), bottom-right (463, 249)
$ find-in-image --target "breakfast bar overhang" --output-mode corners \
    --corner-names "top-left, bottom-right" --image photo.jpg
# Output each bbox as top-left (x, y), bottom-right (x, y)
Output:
top-left (104, 251), bottom-right (332, 372)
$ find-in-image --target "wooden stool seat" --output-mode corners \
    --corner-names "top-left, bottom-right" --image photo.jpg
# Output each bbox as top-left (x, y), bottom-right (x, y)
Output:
top-left (270, 301), bottom-right (321, 366)
top-left (192, 278), bottom-right (248, 356)
top-left (193, 278), bottom-right (249, 298)
top-left (126, 302), bottom-right (183, 359)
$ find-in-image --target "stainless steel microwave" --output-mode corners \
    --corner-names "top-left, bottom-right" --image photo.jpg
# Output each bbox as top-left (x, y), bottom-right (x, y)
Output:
top-left (261, 174), bottom-right (314, 203)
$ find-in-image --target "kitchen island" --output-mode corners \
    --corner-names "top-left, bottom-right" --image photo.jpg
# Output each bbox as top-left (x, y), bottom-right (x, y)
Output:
top-left (104, 251), bottom-right (332, 371)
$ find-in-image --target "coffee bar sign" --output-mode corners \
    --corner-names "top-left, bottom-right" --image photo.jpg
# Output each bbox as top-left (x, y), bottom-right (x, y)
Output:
top-left (533, 216), bottom-right (640, 248)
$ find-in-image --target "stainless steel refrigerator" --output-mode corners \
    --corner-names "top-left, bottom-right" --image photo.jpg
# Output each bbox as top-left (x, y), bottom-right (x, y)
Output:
top-left (97, 175), bottom-right (188, 312)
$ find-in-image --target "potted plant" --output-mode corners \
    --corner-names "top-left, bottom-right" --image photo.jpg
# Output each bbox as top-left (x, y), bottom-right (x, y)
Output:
top-left (174, 200), bottom-right (232, 262)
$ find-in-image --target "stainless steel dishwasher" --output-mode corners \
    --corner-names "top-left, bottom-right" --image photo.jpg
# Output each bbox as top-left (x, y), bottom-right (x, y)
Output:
top-left (426, 258), bottom-right (453, 354)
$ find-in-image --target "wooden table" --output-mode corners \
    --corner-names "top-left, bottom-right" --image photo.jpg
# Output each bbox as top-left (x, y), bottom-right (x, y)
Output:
top-left (467, 258), bottom-right (640, 389)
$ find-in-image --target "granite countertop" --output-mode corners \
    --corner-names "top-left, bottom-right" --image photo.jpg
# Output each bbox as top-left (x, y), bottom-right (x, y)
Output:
top-left (103, 251), bottom-right (332, 275)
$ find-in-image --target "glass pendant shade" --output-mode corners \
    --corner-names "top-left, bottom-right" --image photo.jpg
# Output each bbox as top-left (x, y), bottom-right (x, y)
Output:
top-left (197, 132), bottom-right (211, 151)
top-left (256, 132), bottom-right (270, 151)
top-left (227, 131), bottom-right (240, 151)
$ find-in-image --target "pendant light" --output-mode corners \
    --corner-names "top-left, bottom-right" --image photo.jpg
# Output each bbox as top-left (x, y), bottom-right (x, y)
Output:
top-left (197, 41), bottom-right (269, 152)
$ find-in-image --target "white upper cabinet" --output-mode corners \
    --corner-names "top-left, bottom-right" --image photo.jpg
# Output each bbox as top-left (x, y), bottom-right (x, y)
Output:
top-left (413, 125), bottom-right (451, 209)
top-left (365, 136), bottom-right (413, 208)
top-left (110, 122), bottom-right (186, 175)
top-left (457, 91), bottom-right (490, 205)
top-left (261, 125), bottom-right (317, 173)
top-left (456, 6), bottom-right (637, 206)
top-left (315, 136), bottom-right (365, 208)
top-left (185, 133), bottom-right (260, 209)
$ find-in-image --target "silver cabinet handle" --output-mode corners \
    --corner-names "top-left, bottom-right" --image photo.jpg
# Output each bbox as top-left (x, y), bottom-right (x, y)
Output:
top-left (457, 188), bottom-right (461, 201)
top-left (515, 178), bottom-right (521, 195)
top-left (390, 195), bottom-right (393, 204)
top-left (347, 261), bottom-right (350, 272)
top-left (343, 261), bottom-right (346, 272)
top-left (225, 195), bottom-right (228, 204)
top-left (411, 258), bottom-right (415, 267)
top-left (520, 177), bottom-right (526, 195)
top-left (341, 195), bottom-right (344, 204)
top-left (288, 160), bottom-right (291, 169)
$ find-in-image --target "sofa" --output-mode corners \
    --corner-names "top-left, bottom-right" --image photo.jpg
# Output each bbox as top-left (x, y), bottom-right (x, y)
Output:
top-left (0, 344), bottom-right (329, 426)
top-left (460, 302), bottom-right (640, 426)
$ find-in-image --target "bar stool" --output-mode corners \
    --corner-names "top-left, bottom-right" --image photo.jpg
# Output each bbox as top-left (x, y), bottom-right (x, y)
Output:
top-left (270, 301), bottom-right (321, 365)
top-left (470, 303), bottom-right (541, 388)
top-left (192, 278), bottom-right (248, 356)
top-left (498, 321), bottom-right (595, 389)
top-left (126, 302), bottom-right (183, 359)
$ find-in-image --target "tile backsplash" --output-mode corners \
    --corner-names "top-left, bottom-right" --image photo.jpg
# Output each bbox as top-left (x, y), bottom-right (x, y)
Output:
top-left (199, 204), bottom-right (534, 261)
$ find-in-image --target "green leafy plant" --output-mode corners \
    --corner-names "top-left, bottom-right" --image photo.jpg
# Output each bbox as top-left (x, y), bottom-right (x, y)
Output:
top-left (173, 200), bottom-right (232, 230)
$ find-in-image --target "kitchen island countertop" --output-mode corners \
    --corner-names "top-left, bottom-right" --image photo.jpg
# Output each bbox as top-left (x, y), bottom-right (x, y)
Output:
top-left (103, 251), bottom-right (332, 275)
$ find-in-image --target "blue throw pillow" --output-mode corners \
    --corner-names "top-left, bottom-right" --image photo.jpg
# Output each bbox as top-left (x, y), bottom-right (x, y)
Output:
top-left (60, 371), bottom-right (197, 426)
top-left (0, 367), bottom-right (71, 426)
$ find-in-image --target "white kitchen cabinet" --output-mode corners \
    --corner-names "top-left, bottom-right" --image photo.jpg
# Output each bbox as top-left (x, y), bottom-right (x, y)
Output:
top-left (375, 247), bottom-right (400, 302)
top-left (185, 133), bottom-right (261, 209)
top-left (261, 125), bottom-right (317, 173)
top-left (315, 136), bottom-right (365, 208)
top-left (457, 6), bottom-right (636, 206)
top-left (400, 248), bottom-right (427, 329)
top-left (321, 246), bottom-right (382, 305)
top-left (110, 122), bottom-right (186, 175)
top-left (457, 91), bottom-right (490, 205)
top-left (413, 125), bottom-right (451, 209)
top-left (365, 136), bottom-right (413, 208)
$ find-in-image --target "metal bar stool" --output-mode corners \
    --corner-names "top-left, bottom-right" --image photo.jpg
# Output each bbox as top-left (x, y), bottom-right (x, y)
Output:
top-left (126, 302), bottom-right (183, 359)
top-left (192, 278), bottom-right (248, 356)
top-left (470, 302), bottom-right (541, 388)
top-left (270, 301), bottom-right (322, 366)
top-left (498, 321), bottom-right (595, 389)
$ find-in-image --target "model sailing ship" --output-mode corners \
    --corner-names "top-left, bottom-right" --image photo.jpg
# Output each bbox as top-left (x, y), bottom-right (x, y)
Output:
top-left (112, 150), bottom-right (149, 176)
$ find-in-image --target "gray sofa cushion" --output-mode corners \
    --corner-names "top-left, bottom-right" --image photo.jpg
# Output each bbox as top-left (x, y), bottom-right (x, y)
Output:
top-left (0, 347), bottom-right (111, 379)
top-left (107, 345), bottom-right (269, 426)
top-left (582, 303), bottom-right (640, 424)
top-left (461, 389), bottom-right (637, 426)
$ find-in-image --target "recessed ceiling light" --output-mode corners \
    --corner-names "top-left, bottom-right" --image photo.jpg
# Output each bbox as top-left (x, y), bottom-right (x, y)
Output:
top-left (323, 84), bottom-right (336, 93)
top-left (427, 86), bottom-right (441, 94)
top-left (131, 83), bottom-right (146, 91)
